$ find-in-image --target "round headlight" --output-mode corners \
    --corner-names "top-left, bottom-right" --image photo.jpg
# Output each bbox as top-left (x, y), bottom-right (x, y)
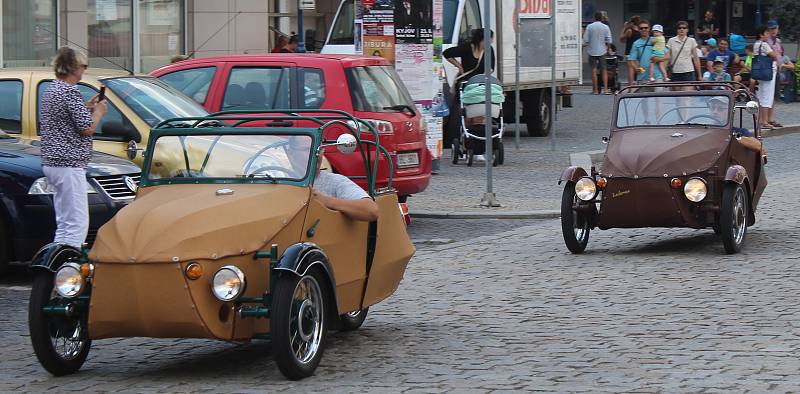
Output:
top-left (54, 263), bottom-right (85, 298)
top-left (574, 177), bottom-right (598, 201)
top-left (684, 178), bottom-right (708, 202)
top-left (211, 265), bottom-right (246, 301)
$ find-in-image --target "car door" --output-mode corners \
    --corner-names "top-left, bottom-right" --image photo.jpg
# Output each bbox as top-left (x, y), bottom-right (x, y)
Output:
top-left (361, 192), bottom-right (415, 307)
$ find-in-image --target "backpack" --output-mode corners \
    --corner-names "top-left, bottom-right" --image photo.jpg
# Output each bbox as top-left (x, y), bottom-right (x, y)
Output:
top-left (729, 33), bottom-right (746, 55)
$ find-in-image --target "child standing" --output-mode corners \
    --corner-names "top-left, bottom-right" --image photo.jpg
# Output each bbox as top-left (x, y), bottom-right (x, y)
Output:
top-left (649, 25), bottom-right (670, 81)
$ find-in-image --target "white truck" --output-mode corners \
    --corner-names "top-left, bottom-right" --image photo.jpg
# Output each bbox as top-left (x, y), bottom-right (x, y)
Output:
top-left (322, 0), bottom-right (582, 137)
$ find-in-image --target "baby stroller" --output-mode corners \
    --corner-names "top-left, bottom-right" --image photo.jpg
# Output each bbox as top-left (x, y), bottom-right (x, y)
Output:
top-left (451, 74), bottom-right (505, 167)
top-left (601, 54), bottom-right (625, 93)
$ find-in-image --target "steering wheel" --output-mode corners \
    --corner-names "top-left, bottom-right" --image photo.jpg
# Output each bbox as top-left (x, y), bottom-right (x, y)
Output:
top-left (684, 114), bottom-right (721, 125)
top-left (245, 165), bottom-right (291, 178)
top-left (656, 107), bottom-right (687, 124)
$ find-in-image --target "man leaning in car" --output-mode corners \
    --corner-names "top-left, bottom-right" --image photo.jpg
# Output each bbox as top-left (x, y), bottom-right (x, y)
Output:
top-left (286, 136), bottom-right (379, 222)
top-left (707, 96), bottom-right (766, 156)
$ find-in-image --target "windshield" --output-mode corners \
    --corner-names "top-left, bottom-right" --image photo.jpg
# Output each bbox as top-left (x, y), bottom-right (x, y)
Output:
top-left (146, 133), bottom-right (314, 183)
top-left (346, 66), bottom-right (416, 113)
top-left (616, 95), bottom-right (731, 128)
top-left (104, 77), bottom-right (209, 127)
top-left (328, 0), bottom-right (355, 45)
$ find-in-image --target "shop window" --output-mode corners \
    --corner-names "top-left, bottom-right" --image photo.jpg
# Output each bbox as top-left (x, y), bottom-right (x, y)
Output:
top-left (1, 0), bottom-right (57, 67)
top-left (88, 0), bottom-right (134, 72)
top-left (138, 0), bottom-right (185, 73)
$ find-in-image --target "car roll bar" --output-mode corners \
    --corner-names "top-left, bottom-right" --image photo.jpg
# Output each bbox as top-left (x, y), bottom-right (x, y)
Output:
top-left (617, 81), bottom-right (754, 95)
top-left (153, 110), bottom-right (393, 196)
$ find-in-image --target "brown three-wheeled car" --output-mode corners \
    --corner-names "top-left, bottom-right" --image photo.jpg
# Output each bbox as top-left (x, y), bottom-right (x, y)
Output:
top-left (559, 82), bottom-right (767, 254)
top-left (28, 111), bottom-right (415, 380)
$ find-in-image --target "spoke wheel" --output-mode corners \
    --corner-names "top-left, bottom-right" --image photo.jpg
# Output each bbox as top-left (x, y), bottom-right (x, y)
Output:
top-left (272, 268), bottom-right (327, 380)
top-left (561, 182), bottom-right (591, 254)
top-left (339, 307), bottom-right (369, 331)
top-left (29, 272), bottom-right (91, 376)
top-left (720, 183), bottom-right (748, 254)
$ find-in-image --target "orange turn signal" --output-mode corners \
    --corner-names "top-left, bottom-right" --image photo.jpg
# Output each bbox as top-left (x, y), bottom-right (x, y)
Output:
top-left (596, 177), bottom-right (607, 189)
top-left (79, 263), bottom-right (93, 278)
top-left (185, 262), bottom-right (203, 280)
top-left (670, 178), bottom-right (683, 189)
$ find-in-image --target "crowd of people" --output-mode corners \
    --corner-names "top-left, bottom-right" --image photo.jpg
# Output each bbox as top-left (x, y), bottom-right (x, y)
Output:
top-left (585, 10), bottom-right (796, 130)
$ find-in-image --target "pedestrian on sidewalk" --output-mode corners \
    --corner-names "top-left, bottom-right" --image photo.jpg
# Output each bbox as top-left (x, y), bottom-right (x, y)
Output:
top-left (584, 12), bottom-right (612, 94)
top-left (767, 20), bottom-right (787, 120)
top-left (619, 15), bottom-right (641, 87)
top-left (753, 26), bottom-right (779, 130)
top-left (665, 20), bottom-right (701, 89)
top-left (40, 47), bottom-right (107, 249)
top-left (628, 21), bottom-right (663, 84)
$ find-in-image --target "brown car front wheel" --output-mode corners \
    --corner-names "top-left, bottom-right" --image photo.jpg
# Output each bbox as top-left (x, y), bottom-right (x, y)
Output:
top-left (561, 182), bottom-right (591, 254)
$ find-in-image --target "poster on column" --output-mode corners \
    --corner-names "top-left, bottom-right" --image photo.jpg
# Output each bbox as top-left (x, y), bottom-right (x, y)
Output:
top-left (394, 0), bottom-right (433, 44)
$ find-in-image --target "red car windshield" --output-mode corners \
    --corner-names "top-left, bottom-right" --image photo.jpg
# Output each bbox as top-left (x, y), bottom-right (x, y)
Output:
top-left (345, 66), bottom-right (416, 113)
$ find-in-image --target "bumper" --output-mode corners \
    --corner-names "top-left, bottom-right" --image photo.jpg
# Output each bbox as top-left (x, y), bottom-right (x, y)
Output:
top-left (9, 194), bottom-right (130, 262)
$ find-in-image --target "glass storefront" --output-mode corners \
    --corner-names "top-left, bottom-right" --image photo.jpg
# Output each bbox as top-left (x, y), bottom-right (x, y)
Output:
top-left (621, 0), bottom-right (776, 38)
top-left (88, 0), bottom-right (133, 71)
top-left (1, 0), bottom-right (57, 67)
top-left (138, 0), bottom-right (184, 73)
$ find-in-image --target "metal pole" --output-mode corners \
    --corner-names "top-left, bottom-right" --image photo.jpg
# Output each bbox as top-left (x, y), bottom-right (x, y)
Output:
top-left (755, 0), bottom-right (762, 28)
top-left (548, 0), bottom-right (557, 151)
top-left (296, 0), bottom-right (306, 53)
top-left (480, 0), bottom-right (498, 207)
top-left (514, 0), bottom-right (521, 150)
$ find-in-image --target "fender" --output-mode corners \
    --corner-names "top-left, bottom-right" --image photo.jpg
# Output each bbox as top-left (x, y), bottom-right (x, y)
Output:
top-left (274, 242), bottom-right (339, 315)
top-left (558, 166), bottom-right (588, 185)
top-left (725, 165), bottom-right (748, 185)
top-left (29, 242), bottom-right (82, 273)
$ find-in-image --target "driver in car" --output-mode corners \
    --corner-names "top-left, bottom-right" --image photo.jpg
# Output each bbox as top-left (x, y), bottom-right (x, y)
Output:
top-left (286, 136), bottom-right (379, 222)
top-left (707, 96), bottom-right (766, 156)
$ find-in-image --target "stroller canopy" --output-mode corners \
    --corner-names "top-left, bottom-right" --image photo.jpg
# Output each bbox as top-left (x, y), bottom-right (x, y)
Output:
top-left (462, 74), bottom-right (504, 105)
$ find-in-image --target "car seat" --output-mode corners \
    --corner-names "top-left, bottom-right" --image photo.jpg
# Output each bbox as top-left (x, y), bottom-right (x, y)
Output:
top-left (244, 82), bottom-right (267, 109)
top-left (224, 84), bottom-right (246, 108)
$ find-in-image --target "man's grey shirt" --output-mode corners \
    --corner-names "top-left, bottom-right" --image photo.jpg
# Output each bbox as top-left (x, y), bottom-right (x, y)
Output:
top-left (314, 171), bottom-right (370, 200)
top-left (584, 21), bottom-right (612, 57)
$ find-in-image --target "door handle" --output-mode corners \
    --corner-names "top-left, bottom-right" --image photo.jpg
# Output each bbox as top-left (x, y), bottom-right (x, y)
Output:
top-left (269, 121), bottom-right (294, 127)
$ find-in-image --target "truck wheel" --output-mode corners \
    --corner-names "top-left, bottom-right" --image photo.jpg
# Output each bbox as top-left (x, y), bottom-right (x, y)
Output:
top-left (561, 182), bottom-right (590, 253)
top-left (524, 90), bottom-right (552, 137)
top-left (29, 272), bottom-right (91, 376)
top-left (720, 183), bottom-right (748, 254)
top-left (339, 307), bottom-right (369, 331)
top-left (272, 269), bottom-right (328, 380)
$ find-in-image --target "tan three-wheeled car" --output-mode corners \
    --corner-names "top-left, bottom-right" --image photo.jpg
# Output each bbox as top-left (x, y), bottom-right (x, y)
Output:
top-left (559, 82), bottom-right (767, 254)
top-left (28, 111), bottom-right (415, 380)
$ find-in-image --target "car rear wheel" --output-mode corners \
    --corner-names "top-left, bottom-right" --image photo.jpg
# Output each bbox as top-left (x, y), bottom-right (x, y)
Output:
top-left (339, 307), bottom-right (369, 331)
top-left (272, 268), bottom-right (327, 380)
top-left (561, 182), bottom-right (590, 254)
top-left (29, 272), bottom-right (91, 376)
top-left (720, 183), bottom-right (748, 254)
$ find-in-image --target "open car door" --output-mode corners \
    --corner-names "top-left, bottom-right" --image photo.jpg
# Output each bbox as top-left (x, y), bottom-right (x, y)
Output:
top-left (361, 192), bottom-right (415, 307)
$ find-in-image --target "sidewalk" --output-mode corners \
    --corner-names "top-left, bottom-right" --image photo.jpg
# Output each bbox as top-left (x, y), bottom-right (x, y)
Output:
top-left (410, 91), bottom-right (800, 218)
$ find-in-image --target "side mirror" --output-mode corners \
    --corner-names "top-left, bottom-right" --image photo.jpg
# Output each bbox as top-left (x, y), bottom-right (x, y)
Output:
top-left (745, 101), bottom-right (759, 115)
top-left (601, 136), bottom-right (609, 144)
top-left (101, 121), bottom-right (141, 143)
top-left (335, 133), bottom-right (358, 154)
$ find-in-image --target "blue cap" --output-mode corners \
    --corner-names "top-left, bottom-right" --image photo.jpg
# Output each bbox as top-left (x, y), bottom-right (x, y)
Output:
top-left (767, 20), bottom-right (779, 28)
top-left (706, 38), bottom-right (717, 48)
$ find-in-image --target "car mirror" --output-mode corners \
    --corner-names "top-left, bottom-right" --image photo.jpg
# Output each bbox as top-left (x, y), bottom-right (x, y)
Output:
top-left (335, 134), bottom-right (358, 154)
top-left (745, 101), bottom-right (759, 115)
top-left (601, 136), bottom-right (609, 144)
top-left (101, 121), bottom-right (141, 143)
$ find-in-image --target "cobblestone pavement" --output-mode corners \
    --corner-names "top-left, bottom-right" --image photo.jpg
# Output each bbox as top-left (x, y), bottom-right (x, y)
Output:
top-left (411, 91), bottom-right (800, 213)
top-left (0, 135), bottom-right (798, 392)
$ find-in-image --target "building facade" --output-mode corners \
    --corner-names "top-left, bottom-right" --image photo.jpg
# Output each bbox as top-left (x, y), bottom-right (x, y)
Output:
top-left (0, 0), bottom-right (340, 73)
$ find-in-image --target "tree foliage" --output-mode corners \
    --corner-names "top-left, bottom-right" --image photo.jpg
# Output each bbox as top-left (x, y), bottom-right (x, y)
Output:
top-left (771, 0), bottom-right (800, 42)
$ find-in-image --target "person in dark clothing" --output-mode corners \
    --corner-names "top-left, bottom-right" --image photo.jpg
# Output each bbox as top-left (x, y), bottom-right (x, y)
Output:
top-left (696, 10), bottom-right (719, 44)
top-left (443, 28), bottom-right (495, 83)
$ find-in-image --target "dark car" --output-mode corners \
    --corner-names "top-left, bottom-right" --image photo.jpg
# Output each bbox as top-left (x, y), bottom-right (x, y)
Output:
top-left (0, 133), bottom-right (140, 275)
top-left (559, 82), bottom-right (767, 254)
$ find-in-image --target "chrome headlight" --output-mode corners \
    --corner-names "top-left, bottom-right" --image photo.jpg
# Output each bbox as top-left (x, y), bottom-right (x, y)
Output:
top-left (54, 263), bottom-right (85, 298)
top-left (684, 178), bottom-right (708, 202)
top-left (574, 177), bottom-right (598, 201)
top-left (211, 265), bottom-right (246, 301)
top-left (29, 177), bottom-right (97, 194)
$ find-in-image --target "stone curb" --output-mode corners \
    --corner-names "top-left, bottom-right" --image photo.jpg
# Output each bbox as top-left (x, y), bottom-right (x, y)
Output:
top-left (410, 210), bottom-right (560, 220)
top-left (762, 124), bottom-right (800, 138)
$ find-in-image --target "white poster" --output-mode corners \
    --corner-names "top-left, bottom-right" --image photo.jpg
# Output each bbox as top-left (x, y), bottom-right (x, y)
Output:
top-left (395, 44), bottom-right (434, 102)
top-left (167, 34), bottom-right (178, 51)
top-left (95, 0), bottom-right (118, 21)
top-left (147, 2), bottom-right (179, 26)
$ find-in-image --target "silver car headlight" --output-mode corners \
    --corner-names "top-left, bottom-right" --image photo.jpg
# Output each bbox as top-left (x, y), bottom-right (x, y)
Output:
top-left (684, 178), bottom-right (708, 202)
top-left (574, 177), bottom-right (598, 201)
top-left (211, 265), bottom-right (246, 301)
top-left (29, 177), bottom-right (97, 194)
top-left (54, 263), bottom-right (85, 298)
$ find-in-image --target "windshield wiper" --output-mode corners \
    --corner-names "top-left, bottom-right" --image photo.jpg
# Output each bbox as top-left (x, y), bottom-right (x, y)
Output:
top-left (383, 104), bottom-right (416, 116)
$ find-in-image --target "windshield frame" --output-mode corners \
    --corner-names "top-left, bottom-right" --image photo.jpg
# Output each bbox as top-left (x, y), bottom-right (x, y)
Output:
top-left (613, 92), bottom-right (735, 130)
top-left (140, 127), bottom-right (322, 188)
top-left (100, 76), bottom-right (210, 127)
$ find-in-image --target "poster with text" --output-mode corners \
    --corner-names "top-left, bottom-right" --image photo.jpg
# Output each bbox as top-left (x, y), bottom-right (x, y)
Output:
top-left (394, 0), bottom-right (433, 44)
top-left (364, 35), bottom-right (395, 63)
top-left (395, 44), bottom-right (434, 102)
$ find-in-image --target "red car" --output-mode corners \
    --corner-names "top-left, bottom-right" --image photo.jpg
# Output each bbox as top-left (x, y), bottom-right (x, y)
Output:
top-left (150, 54), bottom-right (431, 201)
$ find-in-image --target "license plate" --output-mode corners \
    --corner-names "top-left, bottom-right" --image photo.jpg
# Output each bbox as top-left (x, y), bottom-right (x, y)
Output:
top-left (396, 152), bottom-right (419, 168)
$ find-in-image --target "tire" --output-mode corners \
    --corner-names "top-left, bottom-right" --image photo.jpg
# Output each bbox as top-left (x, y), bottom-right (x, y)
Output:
top-left (466, 150), bottom-right (474, 167)
top-left (492, 149), bottom-right (499, 167)
top-left (524, 90), bottom-right (552, 137)
top-left (561, 182), bottom-right (591, 254)
top-left (497, 141), bottom-right (505, 165)
top-left (451, 138), bottom-right (460, 165)
top-left (29, 272), bottom-right (91, 376)
top-left (0, 222), bottom-right (9, 277)
top-left (272, 268), bottom-right (328, 380)
top-left (720, 183), bottom-right (748, 254)
top-left (339, 307), bottom-right (369, 331)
